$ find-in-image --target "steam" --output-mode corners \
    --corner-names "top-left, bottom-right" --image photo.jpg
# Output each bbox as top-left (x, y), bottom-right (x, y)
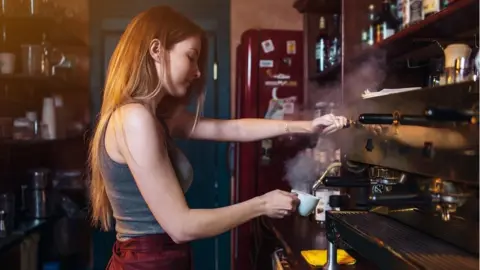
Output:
top-left (310, 54), bottom-right (387, 106)
top-left (283, 53), bottom-right (387, 190)
top-left (284, 149), bottom-right (318, 192)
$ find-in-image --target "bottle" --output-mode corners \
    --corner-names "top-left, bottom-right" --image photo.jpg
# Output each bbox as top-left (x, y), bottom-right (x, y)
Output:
top-left (328, 14), bottom-right (341, 66)
top-left (405, 0), bottom-right (424, 26)
top-left (361, 29), bottom-right (369, 49)
top-left (315, 16), bottom-right (329, 72)
top-left (440, 0), bottom-right (450, 9)
top-left (423, 0), bottom-right (440, 17)
top-left (376, 0), bottom-right (400, 41)
top-left (367, 5), bottom-right (377, 46)
top-left (396, 0), bottom-right (404, 25)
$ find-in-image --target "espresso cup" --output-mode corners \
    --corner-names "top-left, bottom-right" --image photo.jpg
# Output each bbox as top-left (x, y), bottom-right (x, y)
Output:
top-left (291, 189), bottom-right (320, 216)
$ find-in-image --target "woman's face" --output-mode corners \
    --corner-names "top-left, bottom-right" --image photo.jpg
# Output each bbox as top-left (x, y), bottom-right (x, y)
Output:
top-left (165, 35), bottom-right (202, 97)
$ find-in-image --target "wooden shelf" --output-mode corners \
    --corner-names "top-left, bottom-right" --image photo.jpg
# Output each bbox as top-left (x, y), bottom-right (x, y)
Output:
top-left (0, 74), bottom-right (84, 91)
top-left (0, 136), bottom-right (86, 145)
top-left (351, 0), bottom-right (479, 63)
top-left (0, 15), bottom-right (86, 46)
top-left (293, 0), bottom-right (341, 14)
top-left (309, 63), bottom-right (341, 82)
top-left (0, 74), bottom-right (64, 81)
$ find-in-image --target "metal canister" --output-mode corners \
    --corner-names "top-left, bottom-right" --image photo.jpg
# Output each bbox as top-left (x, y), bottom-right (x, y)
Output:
top-left (25, 168), bottom-right (54, 219)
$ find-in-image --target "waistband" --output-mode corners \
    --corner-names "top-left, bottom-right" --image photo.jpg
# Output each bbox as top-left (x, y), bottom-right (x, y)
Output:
top-left (114, 233), bottom-right (188, 253)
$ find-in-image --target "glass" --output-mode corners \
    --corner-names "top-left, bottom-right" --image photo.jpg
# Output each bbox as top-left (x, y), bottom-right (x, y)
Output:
top-left (0, 193), bottom-right (15, 234)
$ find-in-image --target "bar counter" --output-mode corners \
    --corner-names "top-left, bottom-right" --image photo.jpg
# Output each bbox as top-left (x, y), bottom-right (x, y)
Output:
top-left (264, 215), bottom-right (378, 269)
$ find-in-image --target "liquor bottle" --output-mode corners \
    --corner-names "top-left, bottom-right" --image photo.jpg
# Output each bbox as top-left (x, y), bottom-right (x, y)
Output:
top-left (328, 14), bottom-right (341, 66)
top-left (404, 0), bottom-right (424, 27)
top-left (423, 0), bottom-right (441, 17)
top-left (376, 0), bottom-right (400, 42)
top-left (441, 0), bottom-right (453, 9)
top-left (396, 0), bottom-right (404, 24)
top-left (367, 4), bottom-right (377, 46)
top-left (315, 16), bottom-right (330, 72)
top-left (361, 29), bottom-right (369, 49)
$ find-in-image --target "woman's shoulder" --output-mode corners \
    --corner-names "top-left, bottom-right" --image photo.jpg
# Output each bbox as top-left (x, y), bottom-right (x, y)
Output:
top-left (113, 103), bottom-right (156, 128)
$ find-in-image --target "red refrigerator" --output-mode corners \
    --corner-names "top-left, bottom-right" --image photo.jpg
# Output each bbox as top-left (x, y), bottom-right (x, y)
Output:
top-left (232, 29), bottom-right (304, 270)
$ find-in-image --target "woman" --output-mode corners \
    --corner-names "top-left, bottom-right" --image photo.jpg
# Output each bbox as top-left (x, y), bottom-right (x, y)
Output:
top-left (88, 5), bottom-right (348, 270)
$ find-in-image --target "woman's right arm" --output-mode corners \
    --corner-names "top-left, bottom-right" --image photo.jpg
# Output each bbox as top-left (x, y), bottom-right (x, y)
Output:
top-left (115, 104), bottom-right (292, 243)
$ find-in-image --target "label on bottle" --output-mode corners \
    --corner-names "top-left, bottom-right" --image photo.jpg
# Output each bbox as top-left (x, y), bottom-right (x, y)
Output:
top-left (409, 0), bottom-right (424, 23)
top-left (368, 26), bottom-right (375, 45)
top-left (397, 0), bottom-right (404, 20)
top-left (423, 0), bottom-right (440, 15)
top-left (402, 0), bottom-right (408, 27)
top-left (316, 40), bottom-right (326, 71)
top-left (319, 17), bottom-right (326, 30)
top-left (328, 39), bottom-right (338, 65)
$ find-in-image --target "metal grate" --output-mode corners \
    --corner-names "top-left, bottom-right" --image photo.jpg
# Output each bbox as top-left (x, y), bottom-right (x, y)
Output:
top-left (332, 212), bottom-right (478, 270)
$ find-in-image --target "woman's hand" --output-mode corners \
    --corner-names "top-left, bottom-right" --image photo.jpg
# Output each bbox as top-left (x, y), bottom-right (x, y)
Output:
top-left (312, 114), bottom-right (348, 135)
top-left (259, 190), bottom-right (300, 219)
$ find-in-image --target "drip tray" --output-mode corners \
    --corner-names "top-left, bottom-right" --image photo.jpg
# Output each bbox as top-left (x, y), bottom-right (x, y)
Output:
top-left (327, 211), bottom-right (478, 270)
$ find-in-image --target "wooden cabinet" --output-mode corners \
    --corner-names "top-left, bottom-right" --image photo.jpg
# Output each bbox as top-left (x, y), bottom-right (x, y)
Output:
top-left (294, 0), bottom-right (479, 107)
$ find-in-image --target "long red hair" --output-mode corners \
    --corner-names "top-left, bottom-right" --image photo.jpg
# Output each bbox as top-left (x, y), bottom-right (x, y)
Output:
top-left (88, 6), bottom-right (208, 231)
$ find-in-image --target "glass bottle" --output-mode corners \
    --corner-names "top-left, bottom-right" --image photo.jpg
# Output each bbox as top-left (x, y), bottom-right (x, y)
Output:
top-left (315, 16), bottom-right (330, 72)
top-left (328, 14), bottom-right (341, 66)
top-left (367, 5), bottom-right (377, 46)
top-left (376, 0), bottom-right (400, 41)
top-left (423, 0), bottom-right (441, 17)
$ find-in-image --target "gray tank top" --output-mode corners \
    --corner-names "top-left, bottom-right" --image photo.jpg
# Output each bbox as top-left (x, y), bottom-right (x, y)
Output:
top-left (101, 116), bottom-right (193, 240)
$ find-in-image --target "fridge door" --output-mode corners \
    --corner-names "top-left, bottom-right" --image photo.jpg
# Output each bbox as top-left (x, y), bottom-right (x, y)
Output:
top-left (233, 29), bottom-right (304, 270)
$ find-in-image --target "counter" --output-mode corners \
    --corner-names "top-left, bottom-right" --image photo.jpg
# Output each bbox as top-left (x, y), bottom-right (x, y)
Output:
top-left (264, 215), bottom-right (378, 269)
top-left (0, 216), bottom-right (59, 253)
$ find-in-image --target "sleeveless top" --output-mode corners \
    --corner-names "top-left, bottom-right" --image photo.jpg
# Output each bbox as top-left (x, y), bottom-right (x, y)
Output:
top-left (101, 116), bottom-right (193, 241)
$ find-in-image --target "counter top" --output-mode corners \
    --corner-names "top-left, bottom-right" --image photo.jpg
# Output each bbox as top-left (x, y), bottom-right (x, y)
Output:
top-left (0, 216), bottom-right (59, 253)
top-left (266, 215), bottom-right (378, 269)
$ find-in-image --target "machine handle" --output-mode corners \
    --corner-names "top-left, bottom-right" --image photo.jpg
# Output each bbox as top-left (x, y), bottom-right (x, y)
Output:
top-left (323, 176), bottom-right (371, 187)
top-left (368, 194), bottom-right (431, 206)
top-left (358, 114), bottom-right (394, 124)
top-left (424, 107), bottom-right (478, 123)
top-left (358, 113), bottom-right (432, 126)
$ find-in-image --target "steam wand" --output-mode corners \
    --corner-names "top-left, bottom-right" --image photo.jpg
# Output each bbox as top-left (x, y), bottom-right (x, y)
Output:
top-left (312, 162), bottom-right (342, 193)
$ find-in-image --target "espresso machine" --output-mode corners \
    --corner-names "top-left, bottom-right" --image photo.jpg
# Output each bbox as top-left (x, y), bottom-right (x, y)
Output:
top-left (320, 81), bottom-right (479, 270)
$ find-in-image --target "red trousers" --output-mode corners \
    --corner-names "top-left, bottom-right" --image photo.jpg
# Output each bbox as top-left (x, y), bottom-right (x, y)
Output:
top-left (106, 234), bottom-right (192, 270)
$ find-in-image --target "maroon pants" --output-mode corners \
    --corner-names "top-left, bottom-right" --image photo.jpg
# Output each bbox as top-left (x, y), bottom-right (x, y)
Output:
top-left (106, 234), bottom-right (192, 270)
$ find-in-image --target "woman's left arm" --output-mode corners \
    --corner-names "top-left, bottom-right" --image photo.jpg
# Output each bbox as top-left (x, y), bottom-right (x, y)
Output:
top-left (168, 110), bottom-right (346, 142)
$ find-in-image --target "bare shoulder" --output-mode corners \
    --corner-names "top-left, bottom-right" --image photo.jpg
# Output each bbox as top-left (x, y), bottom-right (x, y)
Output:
top-left (111, 104), bottom-right (167, 164)
top-left (116, 103), bottom-right (156, 129)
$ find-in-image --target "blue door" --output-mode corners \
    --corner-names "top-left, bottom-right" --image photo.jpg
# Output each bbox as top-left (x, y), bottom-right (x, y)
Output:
top-left (95, 19), bottom-right (230, 270)
top-left (175, 31), bottom-right (231, 270)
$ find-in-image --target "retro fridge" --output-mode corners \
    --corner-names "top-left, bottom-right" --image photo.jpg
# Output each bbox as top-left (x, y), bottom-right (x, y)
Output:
top-left (232, 29), bottom-right (305, 270)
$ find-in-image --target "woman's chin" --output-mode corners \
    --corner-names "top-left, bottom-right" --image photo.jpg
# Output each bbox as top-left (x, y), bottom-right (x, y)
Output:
top-left (168, 87), bottom-right (187, 98)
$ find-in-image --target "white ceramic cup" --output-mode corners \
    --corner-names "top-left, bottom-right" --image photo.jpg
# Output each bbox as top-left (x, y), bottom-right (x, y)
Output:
top-left (0, 53), bottom-right (15, 74)
top-left (291, 189), bottom-right (320, 217)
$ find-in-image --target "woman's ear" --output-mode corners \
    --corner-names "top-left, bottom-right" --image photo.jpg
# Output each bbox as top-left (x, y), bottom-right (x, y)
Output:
top-left (149, 39), bottom-right (163, 63)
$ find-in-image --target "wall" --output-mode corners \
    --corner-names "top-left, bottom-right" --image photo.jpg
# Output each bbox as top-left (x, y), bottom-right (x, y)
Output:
top-left (230, 0), bottom-right (302, 115)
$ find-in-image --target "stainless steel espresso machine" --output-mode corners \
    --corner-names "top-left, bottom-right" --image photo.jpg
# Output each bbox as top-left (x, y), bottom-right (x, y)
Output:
top-left (322, 81), bottom-right (479, 270)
